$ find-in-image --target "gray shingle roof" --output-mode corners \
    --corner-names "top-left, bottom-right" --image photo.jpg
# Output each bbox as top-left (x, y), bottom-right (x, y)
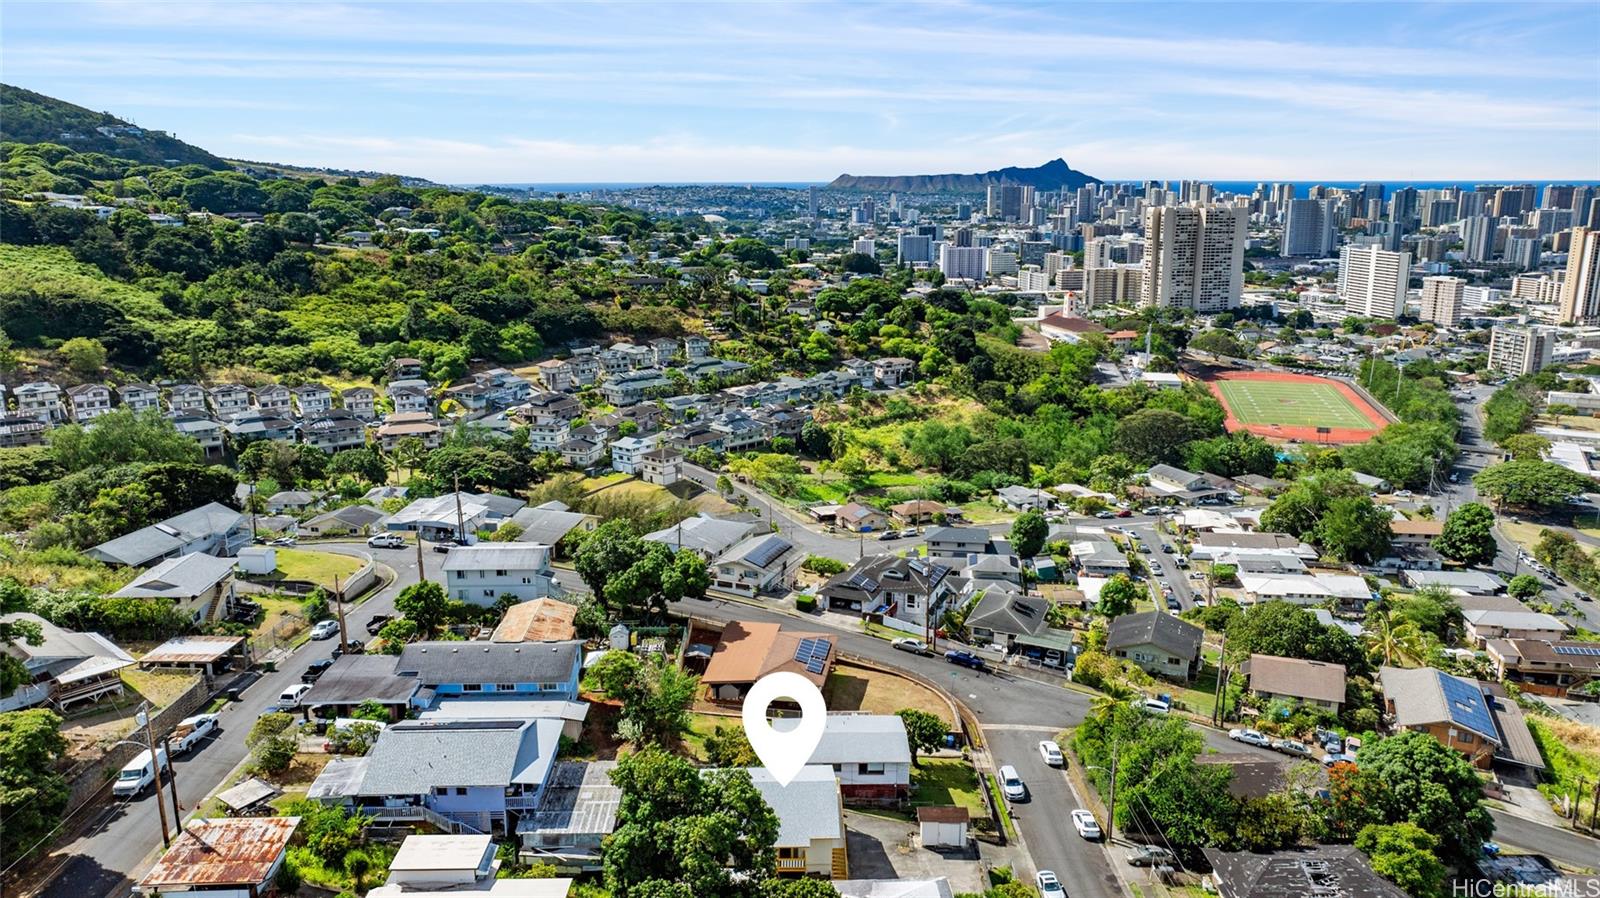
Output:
top-left (1105, 610), bottom-right (1202, 657)
top-left (395, 641), bottom-right (580, 685)
top-left (508, 506), bottom-right (594, 546)
top-left (112, 553), bottom-right (236, 599)
top-left (643, 516), bottom-right (755, 555)
top-left (964, 590), bottom-right (1049, 637)
top-left (356, 718), bottom-right (561, 794)
top-left (809, 714), bottom-right (912, 766)
top-left (88, 502), bottom-right (244, 566)
top-left (738, 765), bottom-right (841, 846)
top-left (439, 544), bottom-right (551, 572)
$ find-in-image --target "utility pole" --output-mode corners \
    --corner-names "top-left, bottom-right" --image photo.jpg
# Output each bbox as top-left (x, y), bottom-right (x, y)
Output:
top-left (1106, 740), bottom-right (1119, 844)
top-left (333, 574), bottom-right (349, 653)
top-left (415, 530), bottom-right (426, 587)
top-left (162, 734), bottom-right (183, 837)
top-left (1590, 779), bottom-right (1599, 831)
top-left (1212, 630), bottom-right (1229, 727)
top-left (453, 473), bottom-right (466, 543)
top-left (138, 707), bottom-right (171, 848)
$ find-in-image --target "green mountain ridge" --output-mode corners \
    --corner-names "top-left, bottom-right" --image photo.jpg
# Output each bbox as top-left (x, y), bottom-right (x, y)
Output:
top-left (0, 84), bottom-right (227, 169)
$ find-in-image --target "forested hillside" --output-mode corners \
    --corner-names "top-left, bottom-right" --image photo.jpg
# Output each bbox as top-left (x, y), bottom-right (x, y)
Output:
top-left (0, 84), bottom-right (225, 168)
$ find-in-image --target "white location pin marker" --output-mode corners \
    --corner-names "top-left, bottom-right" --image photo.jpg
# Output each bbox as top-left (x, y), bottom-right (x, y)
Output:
top-left (742, 671), bottom-right (827, 787)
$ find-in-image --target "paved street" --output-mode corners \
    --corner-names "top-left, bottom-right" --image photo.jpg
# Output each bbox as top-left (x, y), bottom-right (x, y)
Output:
top-left (36, 542), bottom-right (415, 898)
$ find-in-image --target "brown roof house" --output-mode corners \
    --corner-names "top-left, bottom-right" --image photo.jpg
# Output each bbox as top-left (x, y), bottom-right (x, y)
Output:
top-left (137, 816), bottom-right (300, 898)
top-left (491, 598), bottom-right (579, 643)
top-left (1377, 666), bottom-right (1545, 770)
top-left (834, 502), bottom-right (890, 533)
top-left (702, 621), bottom-right (835, 702)
top-left (1105, 611), bottom-right (1203, 680)
top-left (1246, 654), bottom-right (1347, 713)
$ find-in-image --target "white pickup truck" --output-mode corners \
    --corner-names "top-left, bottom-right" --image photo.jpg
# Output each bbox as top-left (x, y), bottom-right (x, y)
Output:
top-left (170, 713), bottom-right (218, 754)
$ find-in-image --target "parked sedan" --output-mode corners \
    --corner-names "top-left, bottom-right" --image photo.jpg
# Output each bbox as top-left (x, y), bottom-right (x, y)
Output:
top-left (1038, 740), bottom-right (1064, 766)
top-left (892, 637), bottom-right (933, 656)
top-left (1229, 728), bottom-right (1272, 748)
top-left (310, 619), bottom-right (340, 640)
top-left (998, 765), bottom-right (1027, 801)
top-left (943, 650), bottom-right (987, 671)
top-left (1274, 739), bottom-right (1315, 759)
top-left (1071, 808), bottom-right (1103, 840)
top-left (1035, 871), bottom-right (1067, 898)
top-left (1128, 845), bottom-right (1177, 867)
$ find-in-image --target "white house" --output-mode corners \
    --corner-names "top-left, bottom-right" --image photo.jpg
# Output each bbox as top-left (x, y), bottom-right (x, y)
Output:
top-left (610, 435), bottom-right (657, 474)
top-left (742, 766), bottom-right (848, 878)
top-left (807, 714), bottom-right (913, 805)
top-left (117, 383), bottom-right (161, 412)
top-left (15, 382), bottom-right (66, 424)
top-left (710, 534), bottom-right (795, 597)
top-left (369, 834), bottom-right (572, 898)
top-left (67, 384), bottom-right (113, 422)
top-left (640, 447), bottom-right (683, 486)
top-left (441, 544), bottom-right (559, 605)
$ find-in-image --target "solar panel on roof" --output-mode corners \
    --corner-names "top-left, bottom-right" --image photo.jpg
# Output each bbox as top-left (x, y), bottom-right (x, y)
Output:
top-left (743, 537), bottom-right (789, 569)
top-left (1553, 645), bottom-right (1600, 656)
top-left (1437, 671), bottom-right (1496, 740)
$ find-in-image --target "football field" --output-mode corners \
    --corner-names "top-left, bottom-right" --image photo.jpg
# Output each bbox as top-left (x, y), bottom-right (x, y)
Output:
top-left (1213, 378), bottom-right (1379, 431)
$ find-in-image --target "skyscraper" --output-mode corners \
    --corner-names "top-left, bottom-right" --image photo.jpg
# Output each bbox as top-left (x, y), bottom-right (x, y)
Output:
top-left (1419, 276), bottom-right (1464, 327)
top-left (986, 183), bottom-right (1025, 220)
top-left (1139, 205), bottom-right (1246, 312)
top-left (1558, 227), bottom-right (1600, 324)
top-left (1338, 244), bottom-right (1411, 319)
top-left (1461, 215), bottom-right (1496, 263)
top-left (807, 186), bottom-right (818, 218)
top-left (896, 234), bottom-right (933, 265)
top-left (1488, 326), bottom-right (1553, 376)
top-left (938, 244), bottom-right (986, 280)
top-left (1281, 198), bottom-right (1336, 257)
top-left (1389, 187), bottom-right (1419, 227)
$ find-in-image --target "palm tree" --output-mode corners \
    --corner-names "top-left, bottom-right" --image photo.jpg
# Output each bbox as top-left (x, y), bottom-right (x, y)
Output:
top-left (1364, 610), bottom-right (1428, 667)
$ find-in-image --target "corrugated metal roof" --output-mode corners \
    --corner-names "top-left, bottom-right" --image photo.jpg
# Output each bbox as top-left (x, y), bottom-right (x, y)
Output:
top-left (140, 635), bottom-right (246, 665)
top-left (140, 817), bottom-right (300, 888)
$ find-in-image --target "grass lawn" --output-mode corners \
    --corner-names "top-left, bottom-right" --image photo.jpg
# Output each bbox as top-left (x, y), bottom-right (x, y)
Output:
top-left (120, 669), bottom-right (201, 709)
top-left (579, 472), bottom-right (634, 492)
top-left (908, 758), bottom-right (987, 817)
top-left (823, 663), bottom-right (952, 725)
top-left (681, 712), bottom-right (741, 763)
top-left (1544, 414), bottom-right (1600, 433)
top-left (271, 548), bottom-right (363, 589)
top-left (955, 502), bottom-right (1014, 525)
top-left (1214, 378), bottom-right (1378, 431)
top-left (1173, 663), bottom-right (1219, 718)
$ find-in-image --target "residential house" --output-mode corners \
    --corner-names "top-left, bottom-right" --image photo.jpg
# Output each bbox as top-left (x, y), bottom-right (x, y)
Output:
top-left (683, 334), bottom-right (711, 359)
top-left (0, 613), bottom-right (134, 713)
top-left (523, 391), bottom-right (583, 423)
top-left (377, 413), bottom-right (443, 451)
top-left (1400, 569), bottom-right (1505, 595)
top-left (0, 416), bottom-right (48, 448)
top-left (751, 403), bottom-right (807, 441)
top-left (475, 368), bottom-right (533, 407)
top-left (649, 337), bottom-right (681, 366)
top-left (873, 357), bottom-right (916, 387)
top-left (1485, 638), bottom-right (1600, 698)
top-left (208, 383), bottom-right (253, 419)
top-left (559, 431), bottom-right (605, 470)
top-left (962, 554), bottom-right (1025, 592)
top-left (609, 435), bottom-right (657, 474)
top-left (1191, 532), bottom-right (1318, 563)
top-left (890, 500), bottom-right (947, 526)
top-left (1379, 667), bottom-right (1507, 768)
top-left (710, 534), bottom-right (795, 597)
top-left (292, 383), bottom-right (335, 417)
top-left (166, 383), bottom-right (208, 414)
top-left (1237, 573), bottom-right (1372, 610)
top-left (386, 492), bottom-right (526, 541)
top-left (925, 526), bottom-right (996, 559)
top-left (444, 381), bottom-right (492, 412)
top-left (136, 817), bottom-right (301, 898)
top-left (255, 383), bottom-right (293, 416)
top-left (300, 654), bottom-right (423, 720)
top-left (117, 383), bottom-right (161, 413)
top-left (266, 490), bottom-right (323, 514)
top-left (745, 766), bottom-right (848, 878)
top-left (835, 502), bottom-right (891, 533)
top-left (492, 598), bottom-right (579, 643)
top-left (441, 544), bottom-right (559, 605)
top-left (368, 834), bottom-right (573, 898)
top-left (515, 760), bottom-right (622, 871)
top-left (565, 349), bottom-right (600, 385)
top-left (1246, 654), bottom-right (1347, 713)
top-left (507, 502), bottom-right (598, 555)
top-left (1071, 535), bottom-right (1131, 577)
top-left (67, 384), bottom-right (113, 422)
top-left (639, 446), bottom-right (683, 486)
top-left (303, 409), bottom-right (369, 453)
top-left (964, 590), bottom-right (1049, 648)
top-left (819, 555), bottom-right (956, 632)
top-left (526, 414), bottom-right (571, 455)
top-left (395, 640), bottom-right (583, 704)
top-left (170, 414), bottom-right (225, 455)
top-left (1389, 517), bottom-right (1444, 548)
top-left (1462, 608), bottom-right (1569, 646)
top-left (15, 382), bottom-right (66, 424)
top-left (389, 378), bottom-right (433, 415)
top-left (390, 357), bottom-right (425, 380)
top-left (111, 552), bottom-right (238, 624)
top-left (600, 369), bottom-right (673, 406)
top-left (811, 714), bottom-right (913, 805)
top-left (1106, 611), bottom-right (1203, 680)
top-left (709, 411), bottom-right (770, 452)
top-left (301, 504), bottom-right (390, 538)
top-left (995, 485), bottom-right (1054, 511)
top-left (533, 358), bottom-right (576, 392)
top-left (1202, 845), bottom-right (1408, 898)
top-left (342, 386), bottom-right (379, 420)
top-left (644, 516), bottom-right (757, 562)
top-left (1147, 464), bottom-right (1206, 494)
top-left (225, 411), bottom-right (296, 443)
top-left (701, 621), bottom-right (836, 702)
top-left (87, 501), bottom-right (250, 567)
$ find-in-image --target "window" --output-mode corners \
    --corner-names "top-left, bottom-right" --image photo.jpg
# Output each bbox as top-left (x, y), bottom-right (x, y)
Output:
top-left (433, 786), bottom-right (447, 795)
top-left (495, 569), bottom-right (507, 577)
top-left (539, 682), bottom-right (560, 691)
top-left (858, 762), bottom-right (885, 775)
top-left (455, 787), bottom-right (468, 796)
top-left (777, 848), bottom-right (803, 859)
top-left (463, 684), bottom-right (482, 692)
top-left (496, 683), bottom-right (516, 692)
top-left (484, 589), bottom-right (495, 597)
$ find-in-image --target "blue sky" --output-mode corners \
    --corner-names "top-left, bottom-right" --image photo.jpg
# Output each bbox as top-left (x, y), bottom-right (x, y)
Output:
top-left (4, 1), bottom-right (1598, 183)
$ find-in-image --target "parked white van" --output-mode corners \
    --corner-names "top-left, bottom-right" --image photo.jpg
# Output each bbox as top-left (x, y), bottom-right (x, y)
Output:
top-left (111, 746), bottom-right (169, 798)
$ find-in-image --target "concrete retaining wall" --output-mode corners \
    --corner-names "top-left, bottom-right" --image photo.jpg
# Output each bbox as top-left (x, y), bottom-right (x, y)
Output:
top-left (62, 674), bottom-right (213, 810)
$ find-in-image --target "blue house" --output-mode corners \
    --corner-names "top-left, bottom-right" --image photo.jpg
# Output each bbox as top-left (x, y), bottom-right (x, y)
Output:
top-left (395, 641), bottom-right (583, 709)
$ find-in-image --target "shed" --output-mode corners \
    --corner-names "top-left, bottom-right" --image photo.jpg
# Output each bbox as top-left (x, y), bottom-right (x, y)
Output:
top-left (215, 777), bottom-right (282, 815)
top-left (236, 546), bottom-right (276, 576)
top-left (917, 806), bottom-right (969, 848)
top-left (139, 634), bottom-right (249, 675)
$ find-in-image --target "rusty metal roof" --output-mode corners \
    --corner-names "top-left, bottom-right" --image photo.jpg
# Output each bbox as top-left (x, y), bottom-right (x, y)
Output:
top-left (140, 816), bottom-right (300, 887)
top-left (140, 635), bottom-right (245, 665)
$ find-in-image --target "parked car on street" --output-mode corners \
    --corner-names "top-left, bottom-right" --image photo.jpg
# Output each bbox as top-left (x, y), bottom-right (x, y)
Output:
top-left (367, 533), bottom-right (406, 549)
top-left (944, 650), bottom-right (987, 671)
top-left (310, 619), bottom-right (340, 640)
top-left (366, 614), bottom-right (393, 635)
top-left (432, 540), bottom-right (460, 553)
top-left (1071, 809), bottom-right (1103, 840)
top-left (170, 714), bottom-right (218, 754)
top-left (278, 683), bottom-right (312, 706)
top-left (1038, 740), bottom-right (1064, 766)
top-left (999, 765), bottom-right (1027, 801)
top-left (1035, 871), bottom-right (1067, 898)
top-left (1128, 845), bottom-right (1177, 867)
top-left (1274, 739), bottom-right (1315, 758)
top-left (1229, 728), bottom-right (1271, 748)
top-left (892, 637), bottom-right (933, 656)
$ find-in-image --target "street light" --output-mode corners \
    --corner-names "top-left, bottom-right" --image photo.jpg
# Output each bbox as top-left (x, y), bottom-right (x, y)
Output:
top-left (1083, 739), bottom-right (1120, 843)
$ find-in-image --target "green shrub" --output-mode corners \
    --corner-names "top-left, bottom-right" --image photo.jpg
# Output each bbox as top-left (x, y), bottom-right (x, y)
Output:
top-left (795, 594), bottom-right (818, 612)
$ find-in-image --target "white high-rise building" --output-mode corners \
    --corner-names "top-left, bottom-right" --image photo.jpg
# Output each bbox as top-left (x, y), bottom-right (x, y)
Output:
top-left (1338, 244), bottom-right (1411, 319)
top-left (1559, 227), bottom-right (1600, 324)
top-left (1139, 205), bottom-right (1246, 312)
top-left (1281, 198), bottom-right (1335, 257)
top-left (938, 244), bottom-right (986, 280)
top-left (1043, 251), bottom-right (1074, 281)
top-left (784, 237), bottom-right (810, 251)
top-left (852, 238), bottom-right (874, 256)
top-left (1419, 276), bottom-right (1464, 327)
top-left (985, 250), bottom-right (1018, 276)
top-left (1488, 325), bottom-right (1553, 376)
top-left (897, 234), bottom-right (933, 265)
top-left (1461, 215), bottom-right (1496, 263)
